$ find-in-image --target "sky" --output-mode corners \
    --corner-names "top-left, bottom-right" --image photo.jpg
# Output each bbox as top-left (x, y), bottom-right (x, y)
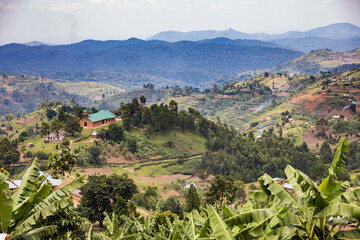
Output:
top-left (0, 0), bottom-right (359, 45)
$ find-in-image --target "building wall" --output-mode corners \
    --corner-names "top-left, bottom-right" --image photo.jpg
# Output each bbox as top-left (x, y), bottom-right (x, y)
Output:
top-left (79, 117), bottom-right (116, 128)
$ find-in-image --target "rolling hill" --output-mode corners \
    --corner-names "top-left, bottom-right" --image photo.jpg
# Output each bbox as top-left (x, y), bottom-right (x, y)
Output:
top-left (0, 38), bottom-right (302, 87)
top-left (274, 48), bottom-right (360, 74)
top-left (0, 74), bottom-right (124, 116)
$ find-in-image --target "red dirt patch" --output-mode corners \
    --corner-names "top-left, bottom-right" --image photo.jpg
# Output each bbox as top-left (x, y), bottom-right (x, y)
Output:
top-left (17, 116), bottom-right (36, 124)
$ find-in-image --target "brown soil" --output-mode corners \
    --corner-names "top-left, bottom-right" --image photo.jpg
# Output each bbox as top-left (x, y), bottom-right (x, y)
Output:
top-left (17, 116), bottom-right (36, 124)
top-left (159, 190), bottom-right (180, 199)
top-left (135, 174), bottom-right (206, 185)
top-left (77, 165), bottom-right (114, 175)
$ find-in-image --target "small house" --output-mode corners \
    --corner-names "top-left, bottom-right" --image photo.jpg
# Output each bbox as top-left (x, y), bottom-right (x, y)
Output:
top-left (79, 109), bottom-right (116, 128)
top-left (45, 131), bottom-right (66, 141)
top-left (332, 115), bottom-right (340, 120)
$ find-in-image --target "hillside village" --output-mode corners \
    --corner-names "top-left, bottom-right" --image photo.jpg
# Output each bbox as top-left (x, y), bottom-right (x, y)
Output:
top-left (0, 67), bottom-right (360, 239)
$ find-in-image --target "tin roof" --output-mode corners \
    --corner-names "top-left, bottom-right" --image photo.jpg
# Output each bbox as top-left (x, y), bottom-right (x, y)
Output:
top-left (87, 110), bottom-right (116, 123)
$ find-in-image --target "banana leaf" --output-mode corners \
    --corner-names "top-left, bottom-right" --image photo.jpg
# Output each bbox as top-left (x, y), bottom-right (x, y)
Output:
top-left (0, 180), bottom-right (12, 232)
top-left (207, 205), bottom-right (235, 240)
top-left (225, 209), bottom-right (278, 227)
top-left (314, 203), bottom-right (360, 220)
top-left (11, 158), bottom-right (40, 208)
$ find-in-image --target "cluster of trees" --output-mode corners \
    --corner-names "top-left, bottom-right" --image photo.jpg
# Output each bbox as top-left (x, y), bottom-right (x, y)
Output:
top-left (40, 99), bottom-right (84, 137)
top-left (117, 96), bottom-right (231, 138)
top-left (201, 129), bottom-right (321, 182)
top-left (84, 137), bottom-right (360, 239)
top-left (0, 137), bottom-right (20, 167)
top-left (78, 172), bottom-right (241, 226)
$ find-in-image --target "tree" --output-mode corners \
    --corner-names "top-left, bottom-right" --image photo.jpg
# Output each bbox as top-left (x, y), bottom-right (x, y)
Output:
top-left (139, 95), bottom-right (146, 105)
top-left (47, 148), bottom-right (78, 177)
top-left (102, 93), bottom-right (105, 99)
top-left (86, 146), bottom-right (102, 165)
top-left (161, 196), bottom-right (183, 219)
top-left (127, 138), bottom-right (137, 153)
top-left (40, 121), bottom-right (50, 136)
top-left (205, 175), bottom-right (238, 205)
top-left (50, 118), bottom-right (62, 134)
top-left (132, 186), bottom-right (160, 210)
top-left (57, 110), bottom-right (67, 122)
top-left (184, 184), bottom-right (201, 213)
top-left (64, 116), bottom-right (82, 136)
top-left (0, 137), bottom-right (20, 166)
top-left (113, 197), bottom-right (139, 219)
top-left (106, 123), bottom-right (124, 143)
top-left (46, 108), bottom-right (57, 120)
top-left (70, 97), bottom-right (76, 105)
top-left (142, 106), bottom-right (152, 125)
top-left (78, 174), bottom-right (138, 226)
top-left (320, 140), bottom-right (333, 164)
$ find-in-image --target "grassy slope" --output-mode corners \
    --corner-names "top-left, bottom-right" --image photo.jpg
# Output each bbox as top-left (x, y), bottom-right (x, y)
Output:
top-left (0, 74), bottom-right (124, 117)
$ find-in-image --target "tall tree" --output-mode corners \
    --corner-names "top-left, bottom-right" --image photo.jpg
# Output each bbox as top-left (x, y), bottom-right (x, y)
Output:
top-left (64, 116), bottom-right (82, 136)
top-left (205, 175), bottom-right (238, 205)
top-left (0, 137), bottom-right (20, 166)
top-left (320, 140), bottom-right (333, 164)
top-left (184, 184), bottom-right (201, 213)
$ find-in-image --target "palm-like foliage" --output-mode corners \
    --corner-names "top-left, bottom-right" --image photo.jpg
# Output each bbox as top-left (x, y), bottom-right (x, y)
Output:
top-left (0, 158), bottom-right (85, 239)
top-left (91, 137), bottom-right (360, 240)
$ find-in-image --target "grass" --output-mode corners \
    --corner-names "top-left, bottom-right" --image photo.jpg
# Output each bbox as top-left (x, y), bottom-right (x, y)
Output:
top-left (148, 130), bottom-right (206, 158)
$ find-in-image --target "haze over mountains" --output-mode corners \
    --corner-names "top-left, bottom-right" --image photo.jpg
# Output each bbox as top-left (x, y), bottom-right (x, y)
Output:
top-left (0, 38), bottom-right (301, 87)
top-left (148, 23), bottom-right (360, 52)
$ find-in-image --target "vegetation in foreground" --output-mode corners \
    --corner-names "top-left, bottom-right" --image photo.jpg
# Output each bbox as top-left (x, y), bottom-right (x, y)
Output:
top-left (2, 137), bottom-right (359, 239)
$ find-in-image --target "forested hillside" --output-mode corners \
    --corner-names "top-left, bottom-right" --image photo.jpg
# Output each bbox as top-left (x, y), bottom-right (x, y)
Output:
top-left (0, 38), bottom-right (302, 87)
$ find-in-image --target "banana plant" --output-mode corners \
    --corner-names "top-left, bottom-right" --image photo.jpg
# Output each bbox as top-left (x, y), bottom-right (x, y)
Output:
top-left (244, 137), bottom-right (360, 240)
top-left (0, 158), bottom-right (86, 239)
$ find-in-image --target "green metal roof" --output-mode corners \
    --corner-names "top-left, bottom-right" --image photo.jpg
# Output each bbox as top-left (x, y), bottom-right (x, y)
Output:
top-left (83, 108), bottom-right (88, 113)
top-left (87, 110), bottom-right (116, 123)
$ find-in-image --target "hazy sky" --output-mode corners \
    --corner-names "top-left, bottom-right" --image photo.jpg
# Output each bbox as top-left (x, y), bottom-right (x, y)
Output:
top-left (0, 0), bottom-right (359, 45)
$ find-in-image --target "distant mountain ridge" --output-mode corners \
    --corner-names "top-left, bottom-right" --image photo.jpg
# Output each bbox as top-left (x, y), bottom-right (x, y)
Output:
top-left (148, 23), bottom-right (360, 41)
top-left (0, 38), bottom-right (302, 87)
top-left (148, 23), bottom-right (360, 52)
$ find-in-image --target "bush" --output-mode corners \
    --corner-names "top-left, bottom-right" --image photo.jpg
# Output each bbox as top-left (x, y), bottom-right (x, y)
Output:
top-left (249, 183), bottom-right (258, 190)
top-left (35, 151), bottom-right (51, 160)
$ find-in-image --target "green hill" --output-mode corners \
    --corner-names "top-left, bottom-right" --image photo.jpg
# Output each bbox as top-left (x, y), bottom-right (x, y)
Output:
top-left (0, 74), bottom-right (124, 117)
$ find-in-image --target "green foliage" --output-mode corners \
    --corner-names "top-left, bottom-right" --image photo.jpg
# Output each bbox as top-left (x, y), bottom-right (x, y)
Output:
top-left (0, 158), bottom-right (86, 239)
top-left (86, 146), bottom-right (103, 165)
top-left (106, 123), bottom-right (124, 143)
top-left (132, 186), bottom-right (160, 211)
top-left (0, 137), bottom-right (20, 167)
top-left (202, 131), bottom-right (318, 182)
top-left (160, 196), bottom-right (184, 219)
top-left (63, 115), bottom-right (82, 136)
top-left (78, 174), bottom-right (138, 226)
top-left (184, 184), bottom-right (201, 213)
top-left (47, 148), bottom-right (78, 177)
top-left (205, 175), bottom-right (238, 205)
